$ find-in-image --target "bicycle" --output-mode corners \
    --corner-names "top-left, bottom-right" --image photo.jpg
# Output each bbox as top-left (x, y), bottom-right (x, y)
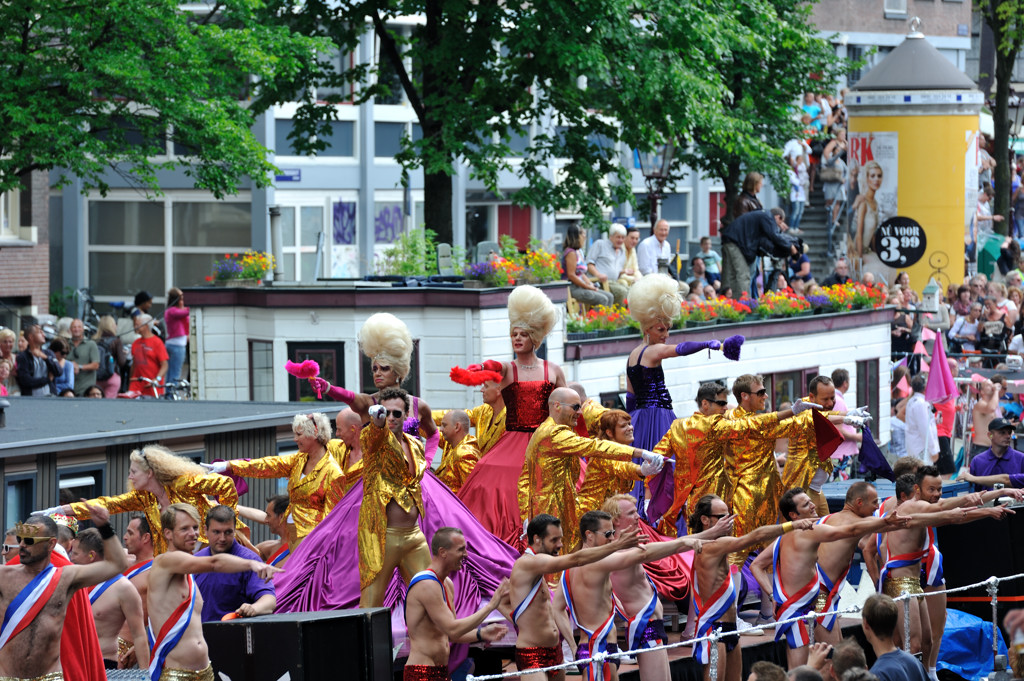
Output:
top-left (164, 378), bottom-right (192, 401)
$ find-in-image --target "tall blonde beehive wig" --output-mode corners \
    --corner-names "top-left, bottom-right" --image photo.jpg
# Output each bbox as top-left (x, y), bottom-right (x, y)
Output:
top-left (628, 274), bottom-right (681, 330)
top-left (357, 313), bottom-right (413, 383)
top-left (508, 285), bottom-right (557, 348)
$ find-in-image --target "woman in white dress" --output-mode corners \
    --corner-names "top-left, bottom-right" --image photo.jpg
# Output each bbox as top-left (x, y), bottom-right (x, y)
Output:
top-left (853, 160), bottom-right (883, 281)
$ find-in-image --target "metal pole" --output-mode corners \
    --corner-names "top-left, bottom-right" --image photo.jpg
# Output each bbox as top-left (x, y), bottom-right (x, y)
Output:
top-left (989, 578), bottom-right (1000, 667)
top-left (808, 613), bottom-right (816, 646)
top-left (268, 205), bottom-right (284, 281)
top-left (708, 629), bottom-right (720, 681)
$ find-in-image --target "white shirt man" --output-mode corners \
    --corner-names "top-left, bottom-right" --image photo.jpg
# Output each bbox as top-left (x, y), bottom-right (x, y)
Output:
top-left (905, 377), bottom-right (939, 464)
top-left (587, 225), bottom-right (629, 304)
top-left (637, 220), bottom-right (672, 276)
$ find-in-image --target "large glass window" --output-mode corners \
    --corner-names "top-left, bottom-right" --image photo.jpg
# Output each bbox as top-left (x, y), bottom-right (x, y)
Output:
top-left (172, 203), bottom-right (250, 247)
top-left (375, 123), bottom-right (405, 158)
top-left (89, 252), bottom-right (165, 298)
top-left (249, 340), bottom-right (274, 401)
top-left (287, 341), bottom-right (344, 402)
top-left (275, 120), bottom-right (354, 157)
top-left (857, 359), bottom-right (881, 426)
top-left (280, 205), bottom-right (325, 282)
top-left (89, 202), bottom-right (165, 246)
top-left (5, 474), bottom-right (35, 527)
top-left (58, 467), bottom-right (104, 508)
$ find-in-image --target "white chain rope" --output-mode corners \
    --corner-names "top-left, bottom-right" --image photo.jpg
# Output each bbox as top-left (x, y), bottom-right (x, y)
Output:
top-left (464, 571), bottom-right (1024, 681)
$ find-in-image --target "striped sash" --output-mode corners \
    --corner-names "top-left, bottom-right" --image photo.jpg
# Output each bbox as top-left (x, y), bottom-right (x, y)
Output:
top-left (922, 527), bottom-right (944, 587)
top-left (267, 545), bottom-right (290, 567)
top-left (124, 559), bottom-right (153, 580)
top-left (813, 514), bottom-right (849, 632)
top-left (561, 570), bottom-right (615, 681)
top-left (771, 538), bottom-right (820, 648)
top-left (89, 574), bottom-right (124, 605)
top-left (613, 571), bottom-right (660, 652)
top-left (511, 549), bottom-right (546, 628)
top-left (408, 570), bottom-right (454, 613)
top-left (877, 534), bottom-right (927, 593)
top-left (147, 574), bottom-right (197, 681)
top-left (0, 564), bottom-right (63, 651)
top-left (690, 565), bottom-right (736, 663)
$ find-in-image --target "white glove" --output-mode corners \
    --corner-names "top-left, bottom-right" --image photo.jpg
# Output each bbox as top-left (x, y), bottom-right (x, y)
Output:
top-left (369, 404), bottom-right (387, 424)
top-left (847, 406), bottom-right (872, 420)
top-left (639, 458), bottom-right (664, 476)
top-left (843, 415), bottom-right (867, 429)
top-left (35, 506), bottom-right (62, 517)
top-left (792, 399), bottom-right (822, 414)
top-left (200, 461), bottom-right (229, 474)
top-left (639, 450), bottom-right (662, 465)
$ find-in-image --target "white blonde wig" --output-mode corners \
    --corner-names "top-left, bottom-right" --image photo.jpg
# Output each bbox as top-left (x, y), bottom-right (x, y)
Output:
top-left (292, 412), bottom-right (332, 446)
top-left (508, 285), bottom-right (557, 348)
top-left (628, 274), bottom-right (681, 330)
top-left (357, 313), bottom-right (413, 383)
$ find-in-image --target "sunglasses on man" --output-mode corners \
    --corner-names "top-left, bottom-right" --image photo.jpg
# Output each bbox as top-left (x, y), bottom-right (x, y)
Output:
top-left (16, 536), bottom-right (53, 546)
top-left (385, 409), bottom-right (405, 419)
top-left (560, 402), bottom-right (582, 412)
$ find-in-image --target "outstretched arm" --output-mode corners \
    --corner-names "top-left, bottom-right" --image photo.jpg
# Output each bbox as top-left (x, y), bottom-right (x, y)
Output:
top-left (522, 528), bottom-right (643, 576)
top-left (749, 548), bottom-right (775, 601)
top-left (68, 503), bottom-right (129, 591)
top-left (702, 518), bottom-right (816, 559)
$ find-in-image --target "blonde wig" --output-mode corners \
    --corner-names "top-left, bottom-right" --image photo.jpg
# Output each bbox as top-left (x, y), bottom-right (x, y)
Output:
top-left (292, 412), bottom-right (332, 446)
top-left (628, 274), bottom-right (681, 330)
top-left (357, 313), bottom-right (413, 383)
top-left (507, 285), bottom-right (557, 348)
top-left (130, 444), bottom-right (207, 488)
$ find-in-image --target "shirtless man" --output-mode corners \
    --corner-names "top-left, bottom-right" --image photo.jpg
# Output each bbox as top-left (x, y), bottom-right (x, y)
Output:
top-left (511, 514), bottom-right (640, 681)
top-left (120, 512), bottom-right (155, 668)
top-left (236, 495), bottom-right (296, 567)
top-left (0, 504), bottom-right (127, 680)
top-left (404, 528), bottom-right (510, 681)
top-left (69, 528), bottom-right (150, 670)
top-left (972, 379), bottom-right (1000, 454)
top-left (147, 503), bottom-right (281, 680)
top-left (876, 468), bottom-right (1016, 677)
top-left (601, 494), bottom-right (734, 681)
top-left (750, 487), bottom-right (909, 669)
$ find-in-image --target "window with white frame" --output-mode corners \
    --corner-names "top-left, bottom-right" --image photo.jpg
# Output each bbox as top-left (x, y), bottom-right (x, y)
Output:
top-left (884, 0), bottom-right (907, 16)
top-left (0, 189), bottom-right (19, 239)
top-left (279, 205), bottom-right (326, 281)
top-left (86, 195), bottom-right (251, 302)
top-left (634, 189), bottom-right (692, 255)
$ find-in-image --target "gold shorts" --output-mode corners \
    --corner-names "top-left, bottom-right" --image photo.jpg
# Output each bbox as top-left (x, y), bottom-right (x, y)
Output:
top-left (883, 576), bottom-right (924, 599)
top-left (0, 672), bottom-right (63, 681)
top-left (159, 664), bottom-right (214, 681)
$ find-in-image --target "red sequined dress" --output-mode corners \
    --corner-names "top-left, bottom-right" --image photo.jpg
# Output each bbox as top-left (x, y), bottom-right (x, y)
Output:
top-left (458, 361), bottom-right (555, 549)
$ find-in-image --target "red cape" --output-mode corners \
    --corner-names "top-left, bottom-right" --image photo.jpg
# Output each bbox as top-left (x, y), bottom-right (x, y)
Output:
top-left (636, 520), bottom-right (693, 602)
top-left (8, 551), bottom-right (107, 681)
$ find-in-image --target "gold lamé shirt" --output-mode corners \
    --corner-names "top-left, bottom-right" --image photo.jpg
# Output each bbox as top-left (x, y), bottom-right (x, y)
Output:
top-left (437, 435), bottom-right (481, 493)
top-left (576, 455), bottom-right (640, 515)
top-left (580, 400), bottom-right (608, 437)
top-left (327, 439), bottom-right (366, 495)
top-left (359, 423), bottom-right (426, 589)
top-left (432, 404), bottom-right (507, 456)
top-left (70, 473), bottom-right (239, 555)
top-left (781, 400), bottom-right (836, 491)
top-left (230, 449), bottom-right (344, 541)
top-left (520, 417), bottom-right (635, 550)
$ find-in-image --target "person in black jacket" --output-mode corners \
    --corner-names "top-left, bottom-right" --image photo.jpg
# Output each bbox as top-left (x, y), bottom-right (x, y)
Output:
top-left (820, 258), bottom-right (853, 288)
top-left (16, 323), bottom-right (61, 396)
top-left (721, 207), bottom-right (799, 299)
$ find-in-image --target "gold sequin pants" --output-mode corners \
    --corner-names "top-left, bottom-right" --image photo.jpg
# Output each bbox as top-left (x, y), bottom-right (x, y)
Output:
top-left (0, 673), bottom-right (63, 681)
top-left (159, 664), bottom-right (214, 681)
top-left (883, 575), bottom-right (924, 599)
top-left (360, 525), bottom-right (430, 608)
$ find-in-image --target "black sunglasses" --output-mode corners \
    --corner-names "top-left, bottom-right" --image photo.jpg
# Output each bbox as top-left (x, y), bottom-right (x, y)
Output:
top-left (708, 513), bottom-right (728, 520)
top-left (602, 530), bottom-right (614, 539)
top-left (752, 389), bottom-right (768, 397)
top-left (712, 400), bottom-right (728, 407)
top-left (385, 409), bottom-right (405, 419)
top-left (560, 402), bottom-right (582, 412)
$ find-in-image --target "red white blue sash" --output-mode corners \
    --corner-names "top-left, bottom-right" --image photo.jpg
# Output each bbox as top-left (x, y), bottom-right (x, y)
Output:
top-left (922, 527), bottom-right (944, 587)
top-left (89, 574), bottom-right (124, 605)
top-left (267, 545), bottom-right (290, 567)
top-left (0, 564), bottom-right (63, 651)
top-left (690, 564), bottom-right (736, 663)
top-left (813, 515), bottom-right (849, 632)
top-left (124, 559), bottom-right (153, 580)
top-left (512, 549), bottom-right (547, 628)
top-left (877, 534), bottom-right (927, 593)
top-left (771, 538), bottom-right (820, 649)
top-left (409, 570), bottom-right (454, 613)
top-left (147, 574), bottom-right (197, 681)
top-left (613, 571), bottom-right (660, 652)
top-left (561, 570), bottom-right (614, 681)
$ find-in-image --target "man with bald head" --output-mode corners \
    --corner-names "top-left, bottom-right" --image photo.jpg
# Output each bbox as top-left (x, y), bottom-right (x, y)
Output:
top-left (637, 219), bottom-right (672, 276)
top-left (519, 386), bottom-right (665, 549)
top-left (437, 409), bottom-right (480, 493)
top-left (328, 409), bottom-right (365, 494)
top-left (567, 381), bottom-right (607, 437)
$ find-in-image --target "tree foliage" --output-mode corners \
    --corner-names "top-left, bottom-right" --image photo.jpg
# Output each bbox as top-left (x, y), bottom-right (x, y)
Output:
top-left (0, 0), bottom-right (324, 197)
top-left (979, 0), bottom-right (1024, 230)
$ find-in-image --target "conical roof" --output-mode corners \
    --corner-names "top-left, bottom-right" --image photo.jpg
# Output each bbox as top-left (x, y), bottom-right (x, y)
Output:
top-left (852, 33), bottom-right (977, 92)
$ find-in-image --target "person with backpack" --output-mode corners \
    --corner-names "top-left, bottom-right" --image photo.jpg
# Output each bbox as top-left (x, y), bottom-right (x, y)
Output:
top-left (93, 315), bottom-right (127, 398)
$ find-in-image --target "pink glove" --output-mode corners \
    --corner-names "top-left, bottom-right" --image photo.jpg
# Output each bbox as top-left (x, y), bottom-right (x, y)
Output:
top-left (311, 378), bottom-right (355, 405)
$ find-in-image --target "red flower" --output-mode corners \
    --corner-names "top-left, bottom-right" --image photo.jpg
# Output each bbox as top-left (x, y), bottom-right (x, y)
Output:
top-left (205, 275), bottom-right (213, 282)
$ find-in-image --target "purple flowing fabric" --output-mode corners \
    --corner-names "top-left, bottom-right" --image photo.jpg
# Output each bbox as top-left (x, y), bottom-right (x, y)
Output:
top-left (274, 470), bottom-right (518, 670)
top-left (629, 406), bottom-right (677, 521)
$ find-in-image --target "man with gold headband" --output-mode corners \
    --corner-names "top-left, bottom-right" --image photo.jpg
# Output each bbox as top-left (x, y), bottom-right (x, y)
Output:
top-left (359, 387), bottom-right (432, 608)
top-left (520, 387), bottom-right (665, 551)
top-left (0, 504), bottom-right (128, 681)
top-left (654, 381), bottom-right (820, 537)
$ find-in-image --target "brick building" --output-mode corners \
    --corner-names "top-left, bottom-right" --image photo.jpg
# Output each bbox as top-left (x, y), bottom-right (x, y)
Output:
top-left (0, 171), bottom-right (50, 331)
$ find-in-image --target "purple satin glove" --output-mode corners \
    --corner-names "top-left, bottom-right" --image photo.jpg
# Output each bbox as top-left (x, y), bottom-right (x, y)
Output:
top-left (674, 340), bottom-right (721, 356)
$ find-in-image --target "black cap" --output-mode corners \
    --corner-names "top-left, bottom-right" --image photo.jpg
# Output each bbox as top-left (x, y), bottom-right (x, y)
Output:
top-left (134, 290), bottom-right (153, 306)
top-left (988, 418), bottom-right (1014, 432)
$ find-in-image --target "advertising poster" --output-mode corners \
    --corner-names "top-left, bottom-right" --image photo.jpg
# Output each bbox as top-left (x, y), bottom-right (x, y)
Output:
top-left (847, 131), bottom-right (899, 283)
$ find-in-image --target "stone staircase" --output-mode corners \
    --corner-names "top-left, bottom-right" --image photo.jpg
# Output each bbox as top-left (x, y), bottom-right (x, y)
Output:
top-left (792, 184), bottom-right (838, 282)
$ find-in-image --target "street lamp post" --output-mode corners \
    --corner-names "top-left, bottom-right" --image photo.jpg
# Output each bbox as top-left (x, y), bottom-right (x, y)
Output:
top-left (636, 142), bottom-right (675, 227)
top-left (1010, 86), bottom-right (1024, 142)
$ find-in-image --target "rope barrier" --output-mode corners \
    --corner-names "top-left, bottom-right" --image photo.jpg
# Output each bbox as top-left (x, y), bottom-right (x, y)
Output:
top-left (464, 570), bottom-right (1024, 681)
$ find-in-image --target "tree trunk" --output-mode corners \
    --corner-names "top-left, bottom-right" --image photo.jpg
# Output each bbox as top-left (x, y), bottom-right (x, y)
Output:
top-left (992, 39), bottom-right (1013, 235)
top-left (721, 161), bottom-right (743, 226)
top-left (424, 170), bottom-right (453, 245)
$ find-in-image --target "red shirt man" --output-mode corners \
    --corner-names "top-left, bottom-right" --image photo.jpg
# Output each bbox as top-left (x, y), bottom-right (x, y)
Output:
top-left (130, 314), bottom-right (168, 396)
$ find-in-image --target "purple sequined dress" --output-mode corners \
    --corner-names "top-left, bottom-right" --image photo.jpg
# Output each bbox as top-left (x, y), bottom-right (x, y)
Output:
top-left (626, 346), bottom-right (676, 521)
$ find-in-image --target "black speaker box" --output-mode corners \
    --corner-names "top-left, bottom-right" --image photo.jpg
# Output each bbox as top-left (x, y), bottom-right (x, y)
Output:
top-left (204, 608), bottom-right (392, 681)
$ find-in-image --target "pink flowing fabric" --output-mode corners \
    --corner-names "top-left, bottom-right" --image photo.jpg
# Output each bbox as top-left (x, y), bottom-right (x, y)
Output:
top-left (925, 335), bottom-right (957, 404)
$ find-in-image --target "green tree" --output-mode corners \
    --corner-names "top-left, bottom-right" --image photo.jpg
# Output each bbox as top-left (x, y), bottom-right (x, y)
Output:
top-left (266, 0), bottom-right (733, 243)
top-left (672, 0), bottom-right (848, 224)
top-left (0, 0), bottom-right (324, 197)
top-left (979, 0), bottom-right (1024, 232)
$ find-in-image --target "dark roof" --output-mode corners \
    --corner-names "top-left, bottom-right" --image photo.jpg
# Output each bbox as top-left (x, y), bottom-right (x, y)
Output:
top-left (852, 35), bottom-right (977, 92)
top-left (0, 397), bottom-right (320, 456)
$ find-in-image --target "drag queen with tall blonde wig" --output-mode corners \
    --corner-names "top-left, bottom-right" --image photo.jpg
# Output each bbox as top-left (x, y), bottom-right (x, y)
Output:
top-left (625, 274), bottom-right (742, 522)
top-left (454, 285), bottom-right (568, 549)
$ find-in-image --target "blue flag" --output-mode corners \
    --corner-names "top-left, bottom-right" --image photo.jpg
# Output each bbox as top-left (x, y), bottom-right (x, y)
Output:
top-left (857, 426), bottom-right (895, 482)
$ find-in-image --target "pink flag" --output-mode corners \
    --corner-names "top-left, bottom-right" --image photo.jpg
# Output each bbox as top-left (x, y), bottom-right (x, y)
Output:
top-left (925, 334), bottom-right (957, 403)
top-left (895, 375), bottom-right (911, 397)
top-left (920, 358), bottom-right (930, 373)
top-left (914, 340), bottom-right (930, 358)
top-left (921, 327), bottom-right (936, 341)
